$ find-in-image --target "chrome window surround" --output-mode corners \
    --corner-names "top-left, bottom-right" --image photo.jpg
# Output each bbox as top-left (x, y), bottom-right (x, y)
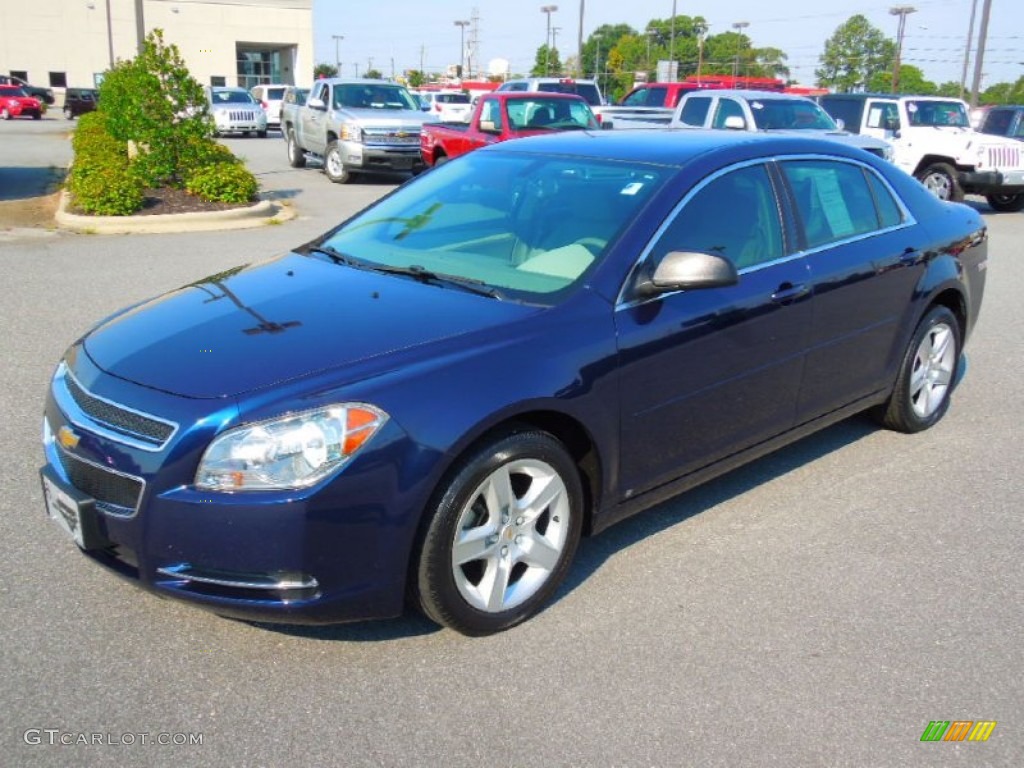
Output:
top-left (616, 153), bottom-right (919, 310)
top-left (53, 362), bottom-right (179, 452)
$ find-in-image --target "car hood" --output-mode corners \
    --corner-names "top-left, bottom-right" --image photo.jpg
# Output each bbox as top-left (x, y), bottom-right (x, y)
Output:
top-left (82, 253), bottom-right (537, 399)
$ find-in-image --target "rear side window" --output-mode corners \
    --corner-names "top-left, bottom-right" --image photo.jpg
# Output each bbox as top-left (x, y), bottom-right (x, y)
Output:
top-left (865, 172), bottom-right (904, 229)
top-left (782, 160), bottom-right (893, 249)
top-left (678, 97), bottom-right (711, 127)
top-left (865, 102), bottom-right (900, 131)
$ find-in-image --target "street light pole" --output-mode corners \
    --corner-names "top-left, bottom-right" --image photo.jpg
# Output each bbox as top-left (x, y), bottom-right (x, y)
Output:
top-left (593, 32), bottom-right (602, 82)
top-left (969, 0), bottom-right (993, 106)
top-left (732, 21), bottom-right (749, 83)
top-left (577, 0), bottom-right (585, 78)
top-left (454, 20), bottom-right (470, 80)
top-left (541, 5), bottom-right (559, 76)
top-left (332, 35), bottom-right (344, 77)
top-left (889, 6), bottom-right (916, 93)
top-left (959, 0), bottom-right (979, 100)
top-left (695, 22), bottom-right (709, 83)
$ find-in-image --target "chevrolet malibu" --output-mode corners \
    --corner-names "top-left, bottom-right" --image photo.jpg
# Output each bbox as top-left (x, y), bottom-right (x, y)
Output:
top-left (41, 131), bottom-right (987, 635)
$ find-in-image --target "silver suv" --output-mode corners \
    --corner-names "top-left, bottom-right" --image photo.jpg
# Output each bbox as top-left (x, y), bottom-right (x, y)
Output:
top-left (207, 87), bottom-right (268, 138)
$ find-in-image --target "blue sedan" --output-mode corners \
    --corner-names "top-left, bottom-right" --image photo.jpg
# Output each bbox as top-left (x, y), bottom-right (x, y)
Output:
top-left (41, 130), bottom-right (987, 635)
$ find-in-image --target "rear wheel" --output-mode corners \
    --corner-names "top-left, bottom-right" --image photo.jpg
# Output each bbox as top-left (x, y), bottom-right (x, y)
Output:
top-left (63, 107), bottom-right (73, 120)
top-left (324, 141), bottom-right (351, 183)
top-left (286, 129), bottom-right (306, 168)
top-left (917, 162), bottom-right (963, 202)
top-left (413, 430), bottom-right (583, 636)
top-left (1, 108), bottom-right (10, 120)
top-left (257, 129), bottom-right (267, 138)
top-left (875, 306), bottom-right (961, 433)
top-left (986, 193), bottom-right (1024, 213)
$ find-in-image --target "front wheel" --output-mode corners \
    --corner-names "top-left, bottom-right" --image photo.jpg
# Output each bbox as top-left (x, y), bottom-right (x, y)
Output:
top-left (986, 193), bottom-right (1024, 213)
top-left (916, 162), bottom-right (964, 202)
top-left (63, 107), bottom-right (73, 120)
top-left (413, 430), bottom-right (584, 636)
top-left (286, 129), bottom-right (306, 168)
top-left (324, 141), bottom-right (351, 183)
top-left (1, 108), bottom-right (10, 120)
top-left (875, 306), bottom-right (962, 433)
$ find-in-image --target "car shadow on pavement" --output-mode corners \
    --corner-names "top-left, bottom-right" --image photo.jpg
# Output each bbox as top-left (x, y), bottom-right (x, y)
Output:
top-left (555, 414), bottom-right (881, 599)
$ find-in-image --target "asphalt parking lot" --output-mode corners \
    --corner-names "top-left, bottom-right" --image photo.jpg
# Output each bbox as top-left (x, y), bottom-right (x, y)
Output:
top-left (1, 118), bottom-right (1021, 767)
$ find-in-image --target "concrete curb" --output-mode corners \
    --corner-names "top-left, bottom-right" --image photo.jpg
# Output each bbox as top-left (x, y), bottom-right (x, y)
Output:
top-left (55, 190), bottom-right (295, 234)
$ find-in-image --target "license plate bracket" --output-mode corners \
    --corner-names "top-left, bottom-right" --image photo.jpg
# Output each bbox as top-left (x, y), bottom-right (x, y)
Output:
top-left (40, 465), bottom-right (109, 550)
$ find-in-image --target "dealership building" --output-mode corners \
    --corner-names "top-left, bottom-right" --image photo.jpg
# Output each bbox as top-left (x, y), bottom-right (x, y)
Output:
top-left (0, 0), bottom-right (313, 99)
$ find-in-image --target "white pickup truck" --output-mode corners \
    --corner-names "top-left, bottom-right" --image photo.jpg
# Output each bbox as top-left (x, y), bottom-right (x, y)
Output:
top-left (819, 93), bottom-right (1024, 212)
top-left (667, 90), bottom-right (894, 162)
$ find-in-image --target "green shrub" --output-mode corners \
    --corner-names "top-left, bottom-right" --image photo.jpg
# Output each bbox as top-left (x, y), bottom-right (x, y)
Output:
top-left (185, 163), bottom-right (258, 203)
top-left (69, 166), bottom-right (145, 215)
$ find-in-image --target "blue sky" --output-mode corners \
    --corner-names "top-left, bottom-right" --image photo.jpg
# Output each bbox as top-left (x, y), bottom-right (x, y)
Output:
top-left (313, 0), bottom-right (1022, 88)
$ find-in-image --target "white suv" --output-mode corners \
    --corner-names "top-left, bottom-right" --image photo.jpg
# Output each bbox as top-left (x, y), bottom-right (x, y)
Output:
top-left (250, 83), bottom-right (289, 128)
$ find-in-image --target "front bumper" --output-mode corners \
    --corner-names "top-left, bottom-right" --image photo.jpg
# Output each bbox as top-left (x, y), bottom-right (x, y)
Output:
top-left (40, 353), bottom-right (424, 625)
top-left (958, 168), bottom-right (1024, 195)
top-left (337, 140), bottom-right (425, 173)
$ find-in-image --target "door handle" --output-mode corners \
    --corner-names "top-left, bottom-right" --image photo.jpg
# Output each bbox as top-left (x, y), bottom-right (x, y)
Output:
top-left (899, 247), bottom-right (922, 264)
top-left (771, 283), bottom-right (810, 304)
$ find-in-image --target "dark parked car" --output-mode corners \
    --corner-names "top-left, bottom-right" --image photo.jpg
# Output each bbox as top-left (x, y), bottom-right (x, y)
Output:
top-left (63, 88), bottom-right (99, 119)
top-left (40, 131), bottom-right (987, 635)
top-left (978, 105), bottom-right (1024, 141)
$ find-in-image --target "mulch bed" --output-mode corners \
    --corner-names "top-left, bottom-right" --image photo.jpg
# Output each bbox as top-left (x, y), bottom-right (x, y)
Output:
top-left (66, 187), bottom-right (254, 217)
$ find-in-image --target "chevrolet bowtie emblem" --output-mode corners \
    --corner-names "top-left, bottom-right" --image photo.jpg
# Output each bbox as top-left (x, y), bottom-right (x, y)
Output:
top-left (57, 426), bottom-right (80, 450)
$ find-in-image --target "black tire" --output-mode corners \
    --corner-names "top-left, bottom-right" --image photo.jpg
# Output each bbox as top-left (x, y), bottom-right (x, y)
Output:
top-left (286, 129), bottom-right (306, 168)
top-left (875, 306), bottom-right (962, 433)
top-left (1, 108), bottom-right (10, 121)
top-left (63, 107), bottom-right (73, 120)
top-left (257, 129), bottom-right (268, 138)
top-left (985, 193), bottom-right (1024, 213)
top-left (324, 140), bottom-right (351, 183)
top-left (32, 112), bottom-right (41, 120)
top-left (434, 154), bottom-right (448, 167)
top-left (412, 429), bottom-right (584, 636)
top-left (916, 162), bottom-right (964, 202)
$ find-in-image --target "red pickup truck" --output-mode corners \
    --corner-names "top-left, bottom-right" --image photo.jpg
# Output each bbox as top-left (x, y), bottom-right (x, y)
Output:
top-left (420, 92), bottom-right (598, 167)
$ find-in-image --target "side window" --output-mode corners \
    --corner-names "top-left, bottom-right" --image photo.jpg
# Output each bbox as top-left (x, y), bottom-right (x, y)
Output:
top-left (311, 82), bottom-right (326, 103)
top-left (981, 109), bottom-right (1013, 136)
top-left (782, 160), bottom-right (884, 249)
top-left (645, 87), bottom-right (668, 107)
top-left (866, 102), bottom-right (900, 131)
top-left (712, 98), bottom-right (745, 129)
top-left (649, 164), bottom-right (783, 270)
top-left (622, 88), bottom-right (648, 107)
top-left (678, 96), bottom-right (710, 127)
top-left (479, 99), bottom-right (504, 131)
top-left (865, 172), bottom-right (904, 229)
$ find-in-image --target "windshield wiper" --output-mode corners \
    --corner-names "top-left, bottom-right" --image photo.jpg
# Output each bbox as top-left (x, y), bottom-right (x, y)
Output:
top-left (305, 245), bottom-right (368, 269)
top-left (369, 264), bottom-right (504, 300)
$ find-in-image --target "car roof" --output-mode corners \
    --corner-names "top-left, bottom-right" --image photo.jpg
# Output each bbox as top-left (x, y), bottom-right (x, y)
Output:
top-left (691, 90), bottom-right (814, 102)
top-left (489, 92), bottom-right (588, 102)
top-left (487, 127), bottom-right (875, 167)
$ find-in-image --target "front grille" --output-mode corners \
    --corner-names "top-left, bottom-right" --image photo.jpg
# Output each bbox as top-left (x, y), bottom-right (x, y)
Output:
top-left (56, 448), bottom-right (144, 513)
top-left (364, 131), bottom-right (419, 145)
top-left (228, 110), bottom-right (259, 122)
top-left (987, 144), bottom-right (1022, 169)
top-left (64, 373), bottom-right (174, 445)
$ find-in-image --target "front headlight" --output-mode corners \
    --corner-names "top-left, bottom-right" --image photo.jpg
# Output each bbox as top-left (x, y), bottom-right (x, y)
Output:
top-left (195, 404), bottom-right (388, 491)
top-left (339, 122), bottom-right (363, 142)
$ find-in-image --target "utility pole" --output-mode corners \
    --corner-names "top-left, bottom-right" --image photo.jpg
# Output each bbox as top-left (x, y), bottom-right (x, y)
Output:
top-left (332, 35), bottom-right (344, 77)
top-left (104, 0), bottom-right (114, 67)
top-left (541, 5), bottom-right (558, 76)
top-left (959, 0), bottom-right (979, 100)
top-left (593, 32), bottom-right (602, 82)
top-left (552, 27), bottom-right (561, 73)
top-left (669, 0), bottom-right (677, 79)
top-left (695, 22), bottom-right (709, 83)
top-left (577, 0), bottom-right (585, 78)
top-left (454, 20), bottom-right (470, 79)
top-left (732, 21), bottom-right (749, 83)
top-left (889, 6), bottom-right (916, 93)
top-left (134, 0), bottom-right (145, 54)
top-left (969, 0), bottom-right (993, 106)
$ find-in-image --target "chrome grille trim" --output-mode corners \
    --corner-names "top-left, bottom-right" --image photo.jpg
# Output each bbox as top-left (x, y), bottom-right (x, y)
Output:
top-left (157, 564), bottom-right (319, 591)
top-left (54, 442), bottom-right (145, 516)
top-left (55, 363), bottom-right (178, 452)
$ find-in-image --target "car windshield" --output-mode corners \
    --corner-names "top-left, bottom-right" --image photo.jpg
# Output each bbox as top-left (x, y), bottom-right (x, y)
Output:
top-left (334, 84), bottom-right (419, 111)
top-left (315, 151), bottom-right (670, 303)
top-left (907, 100), bottom-right (969, 128)
top-left (506, 98), bottom-right (598, 130)
top-left (212, 90), bottom-right (256, 105)
top-left (267, 87), bottom-right (286, 100)
top-left (749, 99), bottom-right (837, 130)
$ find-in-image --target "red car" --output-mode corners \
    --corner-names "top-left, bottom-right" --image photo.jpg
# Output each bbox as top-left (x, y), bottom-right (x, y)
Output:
top-left (0, 85), bottom-right (43, 120)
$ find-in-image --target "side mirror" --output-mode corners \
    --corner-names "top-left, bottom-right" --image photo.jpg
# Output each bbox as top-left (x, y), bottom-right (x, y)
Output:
top-left (307, 97), bottom-right (327, 111)
top-left (479, 120), bottom-right (500, 133)
top-left (723, 115), bottom-right (746, 130)
top-left (634, 251), bottom-right (738, 298)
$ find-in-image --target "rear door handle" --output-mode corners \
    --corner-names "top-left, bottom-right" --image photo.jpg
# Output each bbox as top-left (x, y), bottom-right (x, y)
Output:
top-left (771, 283), bottom-right (810, 304)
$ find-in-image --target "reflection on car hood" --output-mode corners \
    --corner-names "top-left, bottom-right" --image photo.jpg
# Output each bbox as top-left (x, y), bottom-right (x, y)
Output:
top-left (82, 253), bottom-right (536, 399)
top-left (765, 128), bottom-right (890, 149)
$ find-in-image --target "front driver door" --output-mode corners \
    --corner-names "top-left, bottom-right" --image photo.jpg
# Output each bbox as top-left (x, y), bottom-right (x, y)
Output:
top-left (615, 162), bottom-right (812, 498)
